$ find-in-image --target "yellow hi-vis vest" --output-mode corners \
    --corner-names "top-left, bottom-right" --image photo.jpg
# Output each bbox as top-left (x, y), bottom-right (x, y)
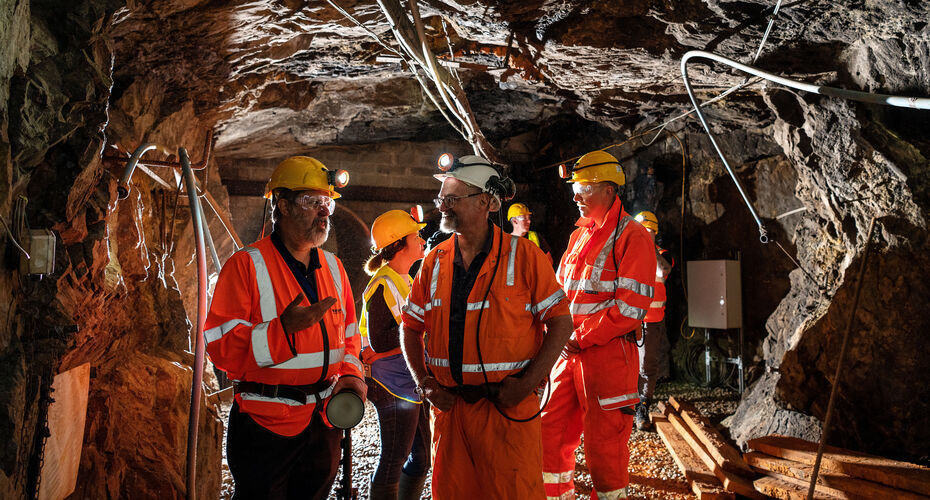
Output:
top-left (528, 230), bottom-right (541, 248)
top-left (359, 264), bottom-right (410, 339)
top-left (359, 264), bottom-right (420, 402)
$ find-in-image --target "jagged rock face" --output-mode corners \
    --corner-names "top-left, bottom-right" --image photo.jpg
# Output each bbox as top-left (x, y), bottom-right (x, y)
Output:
top-left (2, 0), bottom-right (930, 497)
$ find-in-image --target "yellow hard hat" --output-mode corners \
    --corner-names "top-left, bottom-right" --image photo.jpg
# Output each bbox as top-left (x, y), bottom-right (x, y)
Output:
top-left (507, 203), bottom-right (532, 220)
top-left (371, 210), bottom-right (426, 251)
top-left (559, 150), bottom-right (625, 186)
top-left (635, 211), bottom-right (659, 232)
top-left (265, 156), bottom-right (349, 199)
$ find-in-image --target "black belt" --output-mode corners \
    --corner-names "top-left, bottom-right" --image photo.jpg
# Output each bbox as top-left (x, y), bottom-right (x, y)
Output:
top-left (234, 377), bottom-right (335, 405)
top-left (444, 383), bottom-right (501, 404)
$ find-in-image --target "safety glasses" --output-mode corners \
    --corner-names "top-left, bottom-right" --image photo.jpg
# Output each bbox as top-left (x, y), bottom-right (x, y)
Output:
top-left (571, 183), bottom-right (598, 196)
top-left (292, 193), bottom-right (335, 213)
top-left (433, 191), bottom-right (482, 209)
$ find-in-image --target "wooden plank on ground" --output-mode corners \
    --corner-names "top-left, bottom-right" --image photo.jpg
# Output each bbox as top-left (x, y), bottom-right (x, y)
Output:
top-left (748, 435), bottom-right (930, 497)
top-left (669, 396), bottom-right (755, 478)
top-left (655, 419), bottom-right (733, 499)
top-left (39, 363), bottom-right (90, 500)
top-left (667, 411), bottom-right (765, 499)
top-left (745, 452), bottom-right (929, 500)
top-left (754, 474), bottom-right (845, 500)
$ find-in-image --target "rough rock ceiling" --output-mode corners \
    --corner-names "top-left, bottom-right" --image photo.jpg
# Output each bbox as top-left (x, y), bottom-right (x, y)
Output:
top-left (108, 0), bottom-right (930, 163)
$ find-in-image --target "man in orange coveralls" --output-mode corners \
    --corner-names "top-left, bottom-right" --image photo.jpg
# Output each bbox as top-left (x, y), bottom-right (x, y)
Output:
top-left (400, 154), bottom-right (574, 499)
top-left (542, 151), bottom-right (657, 499)
top-left (205, 156), bottom-right (366, 500)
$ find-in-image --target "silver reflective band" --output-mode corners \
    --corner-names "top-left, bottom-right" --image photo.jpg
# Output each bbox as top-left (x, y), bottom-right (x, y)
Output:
top-left (542, 471), bottom-right (574, 484)
top-left (569, 299), bottom-right (646, 320)
top-left (251, 322), bottom-right (275, 367)
top-left (424, 298), bottom-right (442, 311)
top-left (345, 322), bottom-right (359, 338)
top-left (239, 380), bottom-right (336, 406)
top-left (546, 494), bottom-right (574, 500)
top-left (616, 277), bottom-right (654, 298)
top-left (429, 260), bottom-right (440, 300)
top-left (245, 247), bottom-right (276, 322)
top-left (205, 318), bottom-right (252, 343)
top-left (598, 392), bottom-right (639, 408)
top-left (507, 235), bottom-right (518, 286)
top-left (596, 487), bottom-right (628, 499)
top-left (322, 250), bottom-right (343, 310)
top-left (466, 300), bottom-right (490, 311)
top-left (271, 347), bottom-right (346, 370)
top-left (426, 357), bottom-right (531, 372)
top-left (649, 300), bottom-right (666, 308)
top-left (527, 290), bottom-right (566, 317)
top-left (344, 353), bottom-right (364, 372)
top-left (404, 303), bottom-right (425, 321)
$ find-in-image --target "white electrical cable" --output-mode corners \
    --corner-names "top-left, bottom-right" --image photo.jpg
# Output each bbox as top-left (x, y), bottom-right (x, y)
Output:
top-left (0, 216), bottom-right (30, 259)
top-left (681, 49), bottom-right (930, 243)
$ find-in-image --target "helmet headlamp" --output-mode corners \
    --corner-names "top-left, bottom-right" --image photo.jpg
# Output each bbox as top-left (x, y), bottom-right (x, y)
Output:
top-left (328, 169), bottom-right (350, 188)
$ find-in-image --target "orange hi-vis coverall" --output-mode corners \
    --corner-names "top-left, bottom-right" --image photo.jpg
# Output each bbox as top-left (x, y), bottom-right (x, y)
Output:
top-left (401, 224), bottom-right (570, 500)
top-left (205, 236), bottom-right (363, 436)
top-left (643, 246), bottom-right (671, 322)
top-left (542, 197), bottom-right (657, 500)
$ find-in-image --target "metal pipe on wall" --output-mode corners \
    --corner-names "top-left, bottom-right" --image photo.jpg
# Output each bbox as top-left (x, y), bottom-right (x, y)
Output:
top-left (180, 148), bottom-right (208, 500)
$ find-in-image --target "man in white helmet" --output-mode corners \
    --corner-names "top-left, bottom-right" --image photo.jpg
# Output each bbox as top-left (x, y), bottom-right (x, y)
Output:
top-left (400, 155), bottom-right (574, 499)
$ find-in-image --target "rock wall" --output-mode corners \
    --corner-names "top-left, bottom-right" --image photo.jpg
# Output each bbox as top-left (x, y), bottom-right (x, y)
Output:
top-left (728, 45), bottom-right (930, 460)
top-left (1, 1), bottom-right (224, 498)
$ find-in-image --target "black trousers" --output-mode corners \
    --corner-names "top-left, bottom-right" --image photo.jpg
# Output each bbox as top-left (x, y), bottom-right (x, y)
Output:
top-left (228, 402), bottom-right (341, 500)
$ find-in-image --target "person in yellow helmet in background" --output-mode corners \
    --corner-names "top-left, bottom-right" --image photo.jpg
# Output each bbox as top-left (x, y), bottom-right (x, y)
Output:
top-left (633, 211), bottom-right (673, 431)
top-left (542, 150), bottom-right (657, 500)
top-left (360, 210), bottom-right (430, 500)
top-left (507, 202), bottom-right (553, 264)
top-left (205, 156), bottom-right (364, 499)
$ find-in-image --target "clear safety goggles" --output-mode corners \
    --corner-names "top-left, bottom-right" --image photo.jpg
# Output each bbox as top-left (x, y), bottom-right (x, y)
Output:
top-left (292, 193), bottom-right (335, 213)
top-left (571, 183), bottom-right (598, 196)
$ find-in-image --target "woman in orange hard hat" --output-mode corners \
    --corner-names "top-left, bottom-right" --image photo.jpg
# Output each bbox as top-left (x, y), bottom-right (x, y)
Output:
top-left (360, 210), bottom-right (430, 500)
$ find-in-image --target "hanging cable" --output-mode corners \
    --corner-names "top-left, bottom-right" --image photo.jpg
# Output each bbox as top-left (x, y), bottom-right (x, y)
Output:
top-left (681, 50), bottom-right (930, 244)
top-left (0, 216), bottom-right (30, 259)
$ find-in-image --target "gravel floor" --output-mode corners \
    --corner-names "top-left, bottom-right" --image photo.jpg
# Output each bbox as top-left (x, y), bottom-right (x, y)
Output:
top-left (218, 381), bottom-right (741, 499)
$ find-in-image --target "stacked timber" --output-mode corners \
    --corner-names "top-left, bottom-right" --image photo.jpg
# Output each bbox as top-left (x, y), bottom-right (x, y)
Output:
top-left (746, 435), bottom-right (930, 500)
top-left (652, 397), bottom-right (761, 499)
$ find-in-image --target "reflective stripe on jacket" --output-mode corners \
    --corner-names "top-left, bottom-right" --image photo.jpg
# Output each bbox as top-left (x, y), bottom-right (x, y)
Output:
top-left (643, 246), bottom-right (672, 322)
top-left (204, 235), bottom-right (362, 436)
top-left (401, 224), bottom-right (570, 387)
top-left (557, 198), bottom-right (657, 349)
top-left (360, 264), bottom-right (419, 402)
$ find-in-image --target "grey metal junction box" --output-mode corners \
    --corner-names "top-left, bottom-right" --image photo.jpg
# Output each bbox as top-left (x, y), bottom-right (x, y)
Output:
top-left (687, 260), bottom-right (742, 329)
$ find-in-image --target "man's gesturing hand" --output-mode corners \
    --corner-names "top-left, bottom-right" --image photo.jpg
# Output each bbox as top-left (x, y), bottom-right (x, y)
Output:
top-left (280, 294), bottom-right (338, 334)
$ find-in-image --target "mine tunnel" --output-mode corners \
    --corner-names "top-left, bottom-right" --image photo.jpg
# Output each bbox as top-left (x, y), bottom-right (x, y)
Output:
top-left (2, 0), bottom-right (929, 499)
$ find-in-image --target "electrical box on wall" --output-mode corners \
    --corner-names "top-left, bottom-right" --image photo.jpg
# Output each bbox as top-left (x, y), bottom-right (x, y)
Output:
top-left (687, 259), bottom-right (742, 329)
top-left (19, 229), bottom-right (56, 276)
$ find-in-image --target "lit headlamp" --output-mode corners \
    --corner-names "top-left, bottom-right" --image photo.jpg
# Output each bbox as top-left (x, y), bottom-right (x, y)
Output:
top-left (327, 169), bottom-right (350, 188)
top-left (558, 163), bottom-right (571, 179)
top-left (437, 153), bottom-right (457, 172)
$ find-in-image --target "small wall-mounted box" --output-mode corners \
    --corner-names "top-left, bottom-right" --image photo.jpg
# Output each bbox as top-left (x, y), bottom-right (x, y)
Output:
top-left (20, 229), bottom-right (56, 275)
top-left (687, 259), bottom-right (742, 329)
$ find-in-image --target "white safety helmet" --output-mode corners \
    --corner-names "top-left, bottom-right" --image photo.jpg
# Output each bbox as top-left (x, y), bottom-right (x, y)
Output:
top-left (433, 155), bottom-right (499, 194)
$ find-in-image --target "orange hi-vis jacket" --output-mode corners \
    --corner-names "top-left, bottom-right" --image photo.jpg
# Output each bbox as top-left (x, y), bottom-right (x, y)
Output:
top-left (205, 236), bottom-right (363, 436)
top-left (643, 246), bottom-right (672, 323)
top-left (558, 197), bottom-right (657, 351)
top-left (401, 224), bottom-right (569, 388)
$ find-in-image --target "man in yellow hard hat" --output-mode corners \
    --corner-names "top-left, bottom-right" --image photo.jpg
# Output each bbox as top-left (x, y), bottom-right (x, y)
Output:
top-left (507, 202), bottom-right (553, 264)
top-left (633, 210), bottom-right (673, 431)
top-left (542, 150), bottom-right (657, 500)
top-left (205, 156), bottom-right (365, 499)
